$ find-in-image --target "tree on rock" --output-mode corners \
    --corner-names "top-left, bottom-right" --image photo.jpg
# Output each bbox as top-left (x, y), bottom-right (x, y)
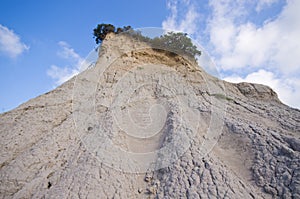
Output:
top-left (93, 23), bottom-right (201, 61)
top-left (93, 24), bottom-right (116, 44)
top-left (151, 32), bottom-right (201, 59)
top-left (93, 24), bottom-right (133, 44)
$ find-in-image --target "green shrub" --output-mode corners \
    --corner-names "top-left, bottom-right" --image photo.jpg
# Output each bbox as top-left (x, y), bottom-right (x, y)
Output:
top-left (93, 23), bottom-right (201, 61)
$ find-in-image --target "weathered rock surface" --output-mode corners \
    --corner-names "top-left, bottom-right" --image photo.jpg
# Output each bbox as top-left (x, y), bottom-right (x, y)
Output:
top-left (0, 34), bottom-right (299, 198)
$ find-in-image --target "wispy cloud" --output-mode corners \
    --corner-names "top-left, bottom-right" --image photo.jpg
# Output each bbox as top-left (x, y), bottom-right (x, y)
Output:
top-left (256, 0), bottom-right (279, 12)
top-left (162, 0), bottom-right (200, 35)
top-left (207, 0), bottom-right (300, 108)
top-left (0, 24), bottom-right (29, 58)
top-left (47, 41), bottom-right (90, 85)
top-left (207, 0), bottom-right (300, 75)
top-left (57, 41), bottom-right (82, 62)
top-left (162, 0), bottom-right (300, 109)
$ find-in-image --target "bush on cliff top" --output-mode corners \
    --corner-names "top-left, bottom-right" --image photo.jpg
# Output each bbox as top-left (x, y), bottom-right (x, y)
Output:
top-left (93, 23), bottom-right (201, 61)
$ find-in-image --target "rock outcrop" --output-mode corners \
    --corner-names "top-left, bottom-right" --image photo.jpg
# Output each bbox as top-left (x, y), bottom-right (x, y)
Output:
top-left (0, 33), bottom-right (299, 198)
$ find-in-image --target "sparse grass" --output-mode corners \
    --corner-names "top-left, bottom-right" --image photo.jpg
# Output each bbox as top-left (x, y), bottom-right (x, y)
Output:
top-left (208, 93), bottom-right (233, 101)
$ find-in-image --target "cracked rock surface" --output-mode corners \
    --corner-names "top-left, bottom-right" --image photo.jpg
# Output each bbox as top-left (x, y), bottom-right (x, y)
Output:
top-left (0, 34), bottom-right (299, 198)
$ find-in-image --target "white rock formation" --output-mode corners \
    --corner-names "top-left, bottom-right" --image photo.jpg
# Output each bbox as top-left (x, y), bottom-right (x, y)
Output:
top-left (0, 33), bottom-right (299, 198)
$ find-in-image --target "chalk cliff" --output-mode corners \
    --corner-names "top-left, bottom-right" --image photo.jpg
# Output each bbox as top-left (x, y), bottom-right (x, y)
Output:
top-left (0, 33), bottom-right (299, 198)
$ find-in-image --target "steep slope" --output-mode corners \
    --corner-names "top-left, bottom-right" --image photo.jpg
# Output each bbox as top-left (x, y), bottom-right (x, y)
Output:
top-left (0, 33), bottom-right (299, 199)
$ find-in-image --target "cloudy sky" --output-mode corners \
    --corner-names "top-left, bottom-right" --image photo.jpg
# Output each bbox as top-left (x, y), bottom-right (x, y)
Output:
top-left (0, 0), bottom-right (299, 112)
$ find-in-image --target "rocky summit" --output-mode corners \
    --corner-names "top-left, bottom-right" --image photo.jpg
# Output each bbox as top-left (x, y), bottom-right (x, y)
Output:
top-left (0, 33), bottom-right (299, 199)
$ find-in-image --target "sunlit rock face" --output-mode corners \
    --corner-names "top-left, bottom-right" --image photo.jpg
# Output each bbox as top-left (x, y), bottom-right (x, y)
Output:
top-left (0, 33), bottom-right (299, 199)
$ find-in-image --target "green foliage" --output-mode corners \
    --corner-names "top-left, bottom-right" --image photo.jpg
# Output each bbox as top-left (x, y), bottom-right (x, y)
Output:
top-left (93, 23), bottom-right (116, 44)
top-left (208, 93), bottom-right (233, 101)
top-left (150, 32), bottom-right (201, 60)
top-left (93, 23), bottom-right (201, 61)
top-left (93, 24), bottom-right (133, 44)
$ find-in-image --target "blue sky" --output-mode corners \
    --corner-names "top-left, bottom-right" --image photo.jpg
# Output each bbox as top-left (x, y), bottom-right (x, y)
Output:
top-left (1, 0), bottom-right (299, 112)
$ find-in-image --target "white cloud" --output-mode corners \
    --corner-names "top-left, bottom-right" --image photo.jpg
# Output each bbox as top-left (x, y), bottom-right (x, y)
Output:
top-left (47, 41), bottom-right (91, 85)
top-left (47, 65), bottom-right (79, 85)
top-left (224, 69), bottom-right (300, 109)
top-left (162, 0), bottom-right (300, 109)
top-left (162, 0), bottom-right (199, 35)
top-left (0, 24), bottom-right (29, 58)
top-left (207, 0), bottom-right (300, 108)
top-left (207, 0), bottom-right (300, 75)
top-left (57, 41), bottom-right (82, 62)
top-left (256, 0), bottom-right (279, 12)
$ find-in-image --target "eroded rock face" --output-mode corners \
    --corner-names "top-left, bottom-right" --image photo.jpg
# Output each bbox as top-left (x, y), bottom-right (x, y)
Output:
top-left (235, 82), bottom-right (280, 102)
top-left (0, 34), bottom-right (299, 198)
